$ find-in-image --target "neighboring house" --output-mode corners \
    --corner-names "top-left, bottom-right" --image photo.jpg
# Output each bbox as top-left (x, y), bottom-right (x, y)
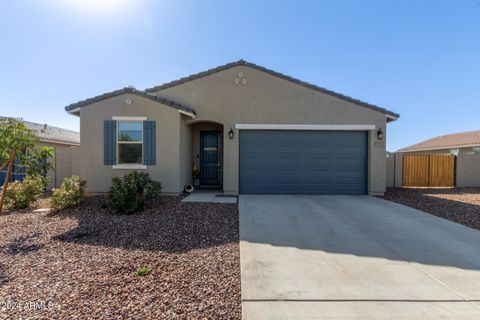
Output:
top-left (24, 121), bottom-right (80, 188)
top-left (65, 60), bottom-right (399, 195)
top-left (398, 130), bottom-right (480, 155)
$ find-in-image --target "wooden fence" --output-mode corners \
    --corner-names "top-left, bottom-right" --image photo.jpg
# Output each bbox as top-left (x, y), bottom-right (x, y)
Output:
top-left (403, 155), bottom-right (455, 187)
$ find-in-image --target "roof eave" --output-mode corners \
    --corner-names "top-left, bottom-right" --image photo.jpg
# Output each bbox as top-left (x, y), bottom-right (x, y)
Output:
top-left (67, 107), bottom-right (81, 116)
top-left (39, 138), bottom-right (80, 146)
top-left (386, 113), bottom-right (400, 122)
top-left (64, 87), bottom-right (196, 116)
top-left (398, 143), bottom-right (480, 153)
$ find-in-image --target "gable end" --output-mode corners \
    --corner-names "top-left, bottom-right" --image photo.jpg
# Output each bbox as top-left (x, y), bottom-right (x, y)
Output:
top-left (145, 60), bottom-right (399, 121)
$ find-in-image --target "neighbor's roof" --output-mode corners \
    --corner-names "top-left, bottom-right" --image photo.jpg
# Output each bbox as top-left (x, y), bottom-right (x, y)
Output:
top-left (398, 130), bottom-right (480, 152)
top-left (65, 87), bottom-right (196, 116)
top-left (145, 59), bottom-right (400, 121)
top-left (23, 121), bottom-right (80, 146)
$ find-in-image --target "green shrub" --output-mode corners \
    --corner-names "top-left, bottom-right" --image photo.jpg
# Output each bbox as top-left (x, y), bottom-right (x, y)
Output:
top-left (107, 172), bottom-right (161, 214)
top-left (49, 175), bottom-right (86, 212)
top-left (145, 180), bottom-right (162, 201)
top-left (133, 266), bottom-right (152, 277)
top-left (4, 175), bottom-right (49, 210)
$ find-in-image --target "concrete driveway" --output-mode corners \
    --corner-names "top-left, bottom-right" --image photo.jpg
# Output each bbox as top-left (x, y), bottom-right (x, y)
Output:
top-left (239, 195), bottom-right (480, 319)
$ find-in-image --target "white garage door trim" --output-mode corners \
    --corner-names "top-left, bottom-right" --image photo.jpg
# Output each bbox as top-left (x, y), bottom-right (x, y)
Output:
top-left (235, 124), bottom-right (376, 131)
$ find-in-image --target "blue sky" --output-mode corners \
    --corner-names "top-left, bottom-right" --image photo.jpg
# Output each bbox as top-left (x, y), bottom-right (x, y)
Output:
top-left (1, 0), bottom-right (479, 151)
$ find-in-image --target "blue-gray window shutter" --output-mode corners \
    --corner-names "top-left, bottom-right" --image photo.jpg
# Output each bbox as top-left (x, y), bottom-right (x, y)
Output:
top-left (144, 120), bottom-right (156, 165)
top-left (104, 120), bottom-right (116, 165)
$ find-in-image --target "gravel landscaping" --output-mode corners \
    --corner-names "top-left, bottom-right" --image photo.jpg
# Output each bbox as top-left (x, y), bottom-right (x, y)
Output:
top-left (0, 195), bottom-right (240, 319)
top-left (383, 188), bottom-right (480, 230)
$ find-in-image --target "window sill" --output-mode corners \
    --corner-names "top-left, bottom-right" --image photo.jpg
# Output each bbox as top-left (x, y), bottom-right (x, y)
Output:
top-left (112, 164), bottom-right (147, 170)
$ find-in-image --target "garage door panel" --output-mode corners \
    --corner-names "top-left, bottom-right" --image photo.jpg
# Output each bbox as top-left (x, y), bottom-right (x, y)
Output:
top-left (276, 139), bottom-right (302, 147)
top-left (335, 171), bottom-right (364, 178)
top-left (241, 171), bottom-right (274, 178)
top-left (304, 150), bottom-right (333, 158)
top-left (242, 169), bottom-right (303, 179)
top-left (335, 145), bottom-right (364, 152)
top-left (269, 171), bottom-right (303, 180)
top-left (241, 148), bottom-right (275, 158)
top-left (303, 176), bottom-right (334, 183)
top-left (335, 163), bottom-right (365, 171)
top-left (302, 185), bottom-right (334, 193)
top-left (336, 145), bottom-right (364, 153)
top-left (303, 164), bottom-right (334, 171)
top-left (274, 152), bottom-right (303, 160)
top-left (239, 131), bottom-right (367, 194)
top-left (334, 178), bottom-right (365, 185)
top-left (335, 184), bottom-right (366, 193)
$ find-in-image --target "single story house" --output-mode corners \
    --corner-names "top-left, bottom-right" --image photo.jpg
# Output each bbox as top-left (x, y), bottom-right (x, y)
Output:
top-left (398, 130), bottom-right (480, 155)
top-left (0, 120), bottom-right (80, 188)
top-left (65, 60), bottom-right (399, 195)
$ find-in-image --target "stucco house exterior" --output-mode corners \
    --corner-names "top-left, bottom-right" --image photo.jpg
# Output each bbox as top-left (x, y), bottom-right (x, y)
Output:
top-left (398, 130), bottom-right (480, 155)
top-left (24, 121), bottom-right (80, 188)
top-left (0, 120), bottom-right (80, 189)
top-left (65, 60), bottom-right (399, 195)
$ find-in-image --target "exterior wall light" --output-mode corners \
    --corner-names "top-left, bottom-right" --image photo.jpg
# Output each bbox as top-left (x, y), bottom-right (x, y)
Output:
top-left (377, 128), bottom-right (384, 140)
top-left (228, 127), bottom-right (235, 139)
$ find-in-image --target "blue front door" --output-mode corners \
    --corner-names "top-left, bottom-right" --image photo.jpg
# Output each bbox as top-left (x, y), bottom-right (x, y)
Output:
top-left (200, 131), bottom-right (221, 186)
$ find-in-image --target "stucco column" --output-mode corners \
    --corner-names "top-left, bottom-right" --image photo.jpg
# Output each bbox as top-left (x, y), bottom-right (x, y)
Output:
top-left (222, 123), bottom-right (239, 195)
top-left (368, 127), bottom-right (387, 195)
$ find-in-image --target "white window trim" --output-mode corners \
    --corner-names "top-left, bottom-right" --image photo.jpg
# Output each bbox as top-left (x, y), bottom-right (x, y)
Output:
top-left (234, 124), bottom-right (376, 131)
top-left (112, 164), bottom-right (147, 170)
top-left (114, 118), bottom-right (145, 168)
top-left (113, 116), bottom-right (147, 121)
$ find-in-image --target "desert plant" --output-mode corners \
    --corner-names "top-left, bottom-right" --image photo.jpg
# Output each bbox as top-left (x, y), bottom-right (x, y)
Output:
top-left (145, 180), bottom-right (162, 201)
top-left (23, 146), bottom-right (55, 177)
top-left (133, 266), bottom-right (152, 277)
top-left (107, 172), bottom-right (161, 214)
top-left (0, 117), bottom-right (40, 213)
top-left (4, 175), bottom-right (49, 210)
top-left (49, 176), bottom-right (86, 212)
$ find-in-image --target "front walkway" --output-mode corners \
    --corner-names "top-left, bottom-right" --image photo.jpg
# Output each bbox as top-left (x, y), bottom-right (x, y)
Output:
top-left (239, 195), bottom-right (480, 319)
top-left (182, 190), bottom-right (237, 203)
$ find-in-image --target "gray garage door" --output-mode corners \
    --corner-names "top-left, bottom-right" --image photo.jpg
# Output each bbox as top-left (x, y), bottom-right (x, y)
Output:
top-left (239, 130), bottom-right (368, 194)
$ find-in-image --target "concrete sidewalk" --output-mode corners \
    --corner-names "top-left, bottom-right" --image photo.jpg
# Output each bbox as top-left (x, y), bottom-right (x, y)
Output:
top-left (239, 195), bottom-right (480, 319)
top-left (181, 191), bottom-right (237, 203)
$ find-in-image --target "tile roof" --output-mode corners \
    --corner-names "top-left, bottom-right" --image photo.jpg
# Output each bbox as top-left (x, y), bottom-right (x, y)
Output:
top-left (65, 87), bottom-right (196, 116)
top-left (398, 130), bottom-right (480, 152)
top-left (23, 120), bottom-right (80, 145)
top-left (145, 59), bottom-right (400, 120)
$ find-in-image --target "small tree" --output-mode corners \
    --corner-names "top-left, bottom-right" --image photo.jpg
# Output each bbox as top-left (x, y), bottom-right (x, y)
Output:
top-left (23, 146), bottom-right (55, 177)
top-left (0, 117), bottom-right (39, 213)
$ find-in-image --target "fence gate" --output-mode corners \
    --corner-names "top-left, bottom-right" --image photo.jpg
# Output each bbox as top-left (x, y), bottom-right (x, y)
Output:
top-left (403, 155), bottom-right (455, 187)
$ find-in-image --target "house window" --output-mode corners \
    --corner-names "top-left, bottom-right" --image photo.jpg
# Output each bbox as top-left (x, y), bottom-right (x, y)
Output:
top-left (117, 121), bottom-right (143, 164)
